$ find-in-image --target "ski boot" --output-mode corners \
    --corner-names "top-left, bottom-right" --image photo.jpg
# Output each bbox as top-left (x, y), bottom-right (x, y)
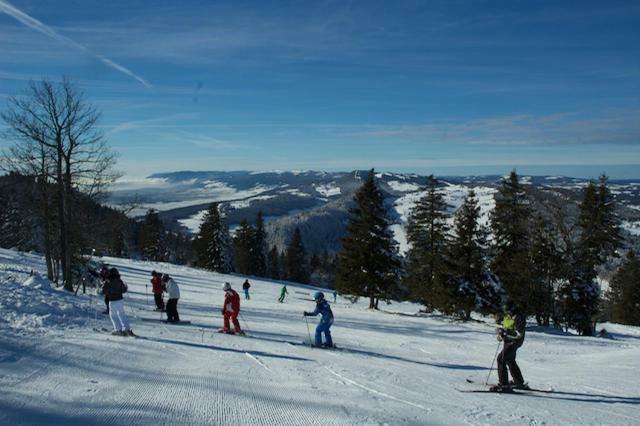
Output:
top-left (509, 381), bottom-right (530, 390)
top-left (126, 329), bottom-right (136, 337)
top-left (489, 384), bottom-right (514, 393)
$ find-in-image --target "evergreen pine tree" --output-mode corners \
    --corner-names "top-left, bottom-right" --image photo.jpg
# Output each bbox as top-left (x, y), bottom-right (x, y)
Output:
top-left (266, 245), bottom-right (282, 279)
top-left (448, 190), bottom-right (500, 319)
top-left (336, 170), bottom-right (402, 309)
top-left (490, 170), bottom-right (532, 310)
top-left (252, 211), bottom-right (268, 277)
top-left (559, 175), bottom-right (621, 335)
top-left (194, 203), bottom-right (232, 272)
top-left (233, 220), bottom-right (255, 275)
top-left (608, 251), bottom-right (640, 326)
top-left (404, 175), bottom-right (451, 312)
top-left (285, 227), bottom-right (309, 283)
top-left (529, 215), bottom-right (563, 326)
top-left (138, 209), bottom-right (165, 261)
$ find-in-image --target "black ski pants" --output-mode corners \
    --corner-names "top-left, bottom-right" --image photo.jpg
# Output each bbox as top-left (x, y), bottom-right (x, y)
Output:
top-left (497, 341), bottom-right (524, 386)
top-left (166, 298), bottom-right (180, 322)
top-left (154, 293), bottom-right (165, 310)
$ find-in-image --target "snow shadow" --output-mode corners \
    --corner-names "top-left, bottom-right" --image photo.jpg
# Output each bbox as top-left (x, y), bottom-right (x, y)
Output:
top-left (140, 335), bottom-right (313, 362)
top-left (520, 390), bottom-right (640, 406)
top-left (332, 345), bottom-right (490, 371)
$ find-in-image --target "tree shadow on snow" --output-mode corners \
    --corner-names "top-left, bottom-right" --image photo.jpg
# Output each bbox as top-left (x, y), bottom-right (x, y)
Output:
top-left (140, 335), bottom-right (312, 362)
top-left (521, 390), bottom-right (640, 405)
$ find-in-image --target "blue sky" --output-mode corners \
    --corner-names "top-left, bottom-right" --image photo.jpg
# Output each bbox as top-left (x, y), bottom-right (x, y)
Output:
top-left (1, 0), bottom-right (639, 179)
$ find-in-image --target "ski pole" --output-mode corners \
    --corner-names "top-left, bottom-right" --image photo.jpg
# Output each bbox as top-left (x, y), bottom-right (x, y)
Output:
top-left (304, 315), bottom-right (312, 347)
top-left (485, 341), bottom-right (502, 387)
top-left (239, 312), bottom-right (251, 334)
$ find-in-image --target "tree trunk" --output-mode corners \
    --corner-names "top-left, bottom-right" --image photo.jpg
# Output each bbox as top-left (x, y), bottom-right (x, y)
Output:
top-left (57, 145), bottom-right (72, 291)
top-left (63, 160), bottom-right (73, 290)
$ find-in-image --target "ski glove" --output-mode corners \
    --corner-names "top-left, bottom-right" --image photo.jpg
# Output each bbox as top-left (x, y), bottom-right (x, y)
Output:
top-left (303, 311), bottom-right (309, 316)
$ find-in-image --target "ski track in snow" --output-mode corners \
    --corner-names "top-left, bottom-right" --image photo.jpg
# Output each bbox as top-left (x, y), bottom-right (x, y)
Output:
top-left (1, 248), bottom-right (640, 424)
top-left (323, 365), bottom-right (431, 412)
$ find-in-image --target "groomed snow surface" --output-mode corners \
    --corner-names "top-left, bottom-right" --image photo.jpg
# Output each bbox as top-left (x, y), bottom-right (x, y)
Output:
top-left (1, 249), bottom-right (639, 425)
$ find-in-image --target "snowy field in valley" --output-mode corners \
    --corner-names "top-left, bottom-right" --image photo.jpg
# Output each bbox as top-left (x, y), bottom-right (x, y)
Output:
top-left (1, 248), bottom-right (639, 425)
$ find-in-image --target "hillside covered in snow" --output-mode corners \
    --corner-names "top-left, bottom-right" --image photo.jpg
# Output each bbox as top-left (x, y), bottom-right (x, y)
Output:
top-left (109, 170), bottom-right (640, 255)
top-left (1, 248), bottom-right (639, 424)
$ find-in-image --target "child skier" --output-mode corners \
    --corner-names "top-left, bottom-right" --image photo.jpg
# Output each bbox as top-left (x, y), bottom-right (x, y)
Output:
top-left (102, 267), bottom-right (134, 336)
top-left (491, 302), bottom-right (527, 392)
top-left (151, 271), bottom-right (165, 311)
top-left (220, 282), bottom-right (243, 335)
top-left (303, 291), bottom-right (334, 348)
top-left (278, 285), bottom-right (288, 303)
top-left (242, 279), bottom-right (251, 300)
top-left (163, 274), bottom-right (181, 322)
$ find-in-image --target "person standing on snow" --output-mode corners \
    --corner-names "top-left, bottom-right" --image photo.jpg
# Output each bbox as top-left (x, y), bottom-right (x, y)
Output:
top-left (220, 282), bottom-right (244, 335)
top-left (163, 274), bottom-right (181, 322)
top-left (491, 302), bottom-right (527, 392)
top-left (151, 271), bottom-right (165, 311)
top-left (303, 291), bottom-right (334, 348)
top-left (89, 265), bottom-right (110, 314)
top-left (242, 279), bottom-right (251, 300)
top-left (278, 285), bottom-right (288, 303)
top-left (102, 267), bottom-right (134, 336)
top-left (332, 289), bottom-right (337, 303)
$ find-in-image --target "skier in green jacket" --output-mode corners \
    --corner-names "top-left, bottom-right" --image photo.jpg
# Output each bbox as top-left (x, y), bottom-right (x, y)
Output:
top-left (278, 285), bottom-right (288, 303)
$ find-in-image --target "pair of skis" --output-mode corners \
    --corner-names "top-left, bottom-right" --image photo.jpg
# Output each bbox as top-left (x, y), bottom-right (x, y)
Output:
top-left (459, 379), bottom-right (554, 394)
top-left (92, 327), bottom-right (140, 338)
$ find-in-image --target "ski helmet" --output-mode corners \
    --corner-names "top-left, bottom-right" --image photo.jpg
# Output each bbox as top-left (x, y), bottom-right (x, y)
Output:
top-left (109, 267), bottom-right (119, 278)
top-left (313, 291), bottom-right (324, 301)
top-left (222, 282), bottom-right (232, 291)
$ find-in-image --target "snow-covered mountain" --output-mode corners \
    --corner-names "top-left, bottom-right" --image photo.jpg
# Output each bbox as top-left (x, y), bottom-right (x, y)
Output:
top-left (109, 171), bottom-right (640, 253)
top-left (1, 248), bottom-right (639, 424)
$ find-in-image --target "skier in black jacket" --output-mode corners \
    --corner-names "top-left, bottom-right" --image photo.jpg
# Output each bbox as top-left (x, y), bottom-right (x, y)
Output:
top-left (491, 302), bottom-right (527, 392)
top-left (102, 268), bottom-right (134, 336)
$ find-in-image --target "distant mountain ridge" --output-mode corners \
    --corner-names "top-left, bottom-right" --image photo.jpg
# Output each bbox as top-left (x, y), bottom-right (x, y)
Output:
top-left (109, 170), bottom-right (640, 254)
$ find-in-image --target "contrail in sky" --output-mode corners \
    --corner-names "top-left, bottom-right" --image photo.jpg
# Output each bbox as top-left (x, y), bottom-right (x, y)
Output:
top-left (0, 0), bottom-right (151, 88)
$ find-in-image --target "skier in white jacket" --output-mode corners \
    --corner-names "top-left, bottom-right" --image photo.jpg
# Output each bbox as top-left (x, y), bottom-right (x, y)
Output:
top-left (162, 274), bottom-right (181, 322)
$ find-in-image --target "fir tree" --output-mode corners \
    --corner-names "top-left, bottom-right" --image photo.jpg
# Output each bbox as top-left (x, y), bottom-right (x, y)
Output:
top-left (404, 175), bottom-right (451, 312)
top-left (266, 245), bottom-right (282, 279)
top-left (608, 251), bottom-right (640, 326)
top-left (559, 175), bottom-right (621, 335)
top-left (490, 170), bottom-right (532, 311)
top-left (529, 216), bottom-right (563, 326)
top-left (448, 190), bottom-right (497, 319)
top-left (252, 211), bottom-right (268, 277)
top-left (336, 170), bottom-right (401, 309)
top-left (233, 220), bottom-right (255, 275)
top-left (138, 209), bottom-right (165, 261)
top-left (194, 203), bottom-right (232, 273)
top-left (285, 227), bottom-right (309, 283)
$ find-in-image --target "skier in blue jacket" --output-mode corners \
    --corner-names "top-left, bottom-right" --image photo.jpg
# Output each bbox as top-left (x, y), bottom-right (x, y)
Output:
top-left (303, 291), bottom-right (334, 348)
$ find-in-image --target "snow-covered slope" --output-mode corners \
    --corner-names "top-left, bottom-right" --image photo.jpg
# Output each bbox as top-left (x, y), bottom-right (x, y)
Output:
top-left (1, 248), bottom-right (639, 425)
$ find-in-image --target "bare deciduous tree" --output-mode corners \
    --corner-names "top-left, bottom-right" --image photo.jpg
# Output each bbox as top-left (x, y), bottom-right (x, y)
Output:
top-left (1, 78), bottom-right (119, 290)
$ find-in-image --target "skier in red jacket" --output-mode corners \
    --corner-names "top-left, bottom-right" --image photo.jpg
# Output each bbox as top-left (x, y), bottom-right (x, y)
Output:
top-left (150, 271), bottom-right (165, 311)
top-left (219, 282), bottom-right (244, 335)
